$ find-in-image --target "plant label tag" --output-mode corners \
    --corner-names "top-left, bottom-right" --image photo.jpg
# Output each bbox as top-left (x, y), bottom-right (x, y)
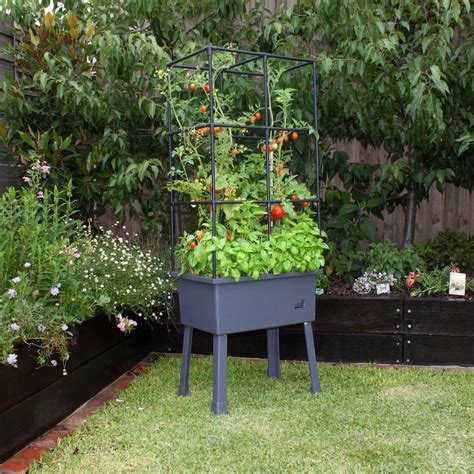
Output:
top-left (376, 283), bottom-right (390, 295)
top-left (449, 272), bottom-right (466, 296)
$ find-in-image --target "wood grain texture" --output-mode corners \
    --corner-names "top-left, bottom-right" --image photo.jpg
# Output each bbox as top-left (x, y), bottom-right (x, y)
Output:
top-left (404, 335), bottom-right (474, 366)
top-left (333, 139), bottom-right (473, 244)
top-left (404, 298), bottom-right (474, 337)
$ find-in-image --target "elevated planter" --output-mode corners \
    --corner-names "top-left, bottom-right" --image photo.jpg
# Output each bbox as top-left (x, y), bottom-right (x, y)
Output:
top-left (156, 294), bottom-right (473, 367)
top-left (179, 272), bottom-right (317, 334)
top-left (0, 315), bottom-right (150, 462)
top-left (177, 271), bottom-right (320, 414)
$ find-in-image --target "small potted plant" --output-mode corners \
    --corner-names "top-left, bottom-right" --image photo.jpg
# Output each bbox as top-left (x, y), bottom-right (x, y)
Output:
top-left (164, 45), bottom-right (327, 413)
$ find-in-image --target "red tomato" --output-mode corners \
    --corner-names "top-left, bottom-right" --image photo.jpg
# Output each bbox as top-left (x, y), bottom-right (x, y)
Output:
top-left (231, 148), bottom-right (238, 155)
top-left (292, 131), bottom-right (299, 140)
top-left (278, 169), bottom-right (284, 176)
top-left (200, 105), bottom-right (207, 113)
top-left (278, 130), bottom-right (284, 135)
top-left (203, 84), bottom-right (210, 93)
top-left (190, 242), bottom-right (196, 249)
top-left (250, 115), bottom-right (257, 123)
top-left (278, 164), bottom-right (284, 170)
top-left (214, 127), bottom-right (220, 133)
top-left (303, 201), bottom-right (310, 208)
top-left (291, 195), bottom-right (297, 201)
top-left (271, 204), bottom-right (285, 221)
top-left (189, 83), bottom-right (197, 92)
top-left (283, 134), bottom-right (289, 142)
top-left (255, 112), bottom-right (261, 120)
top-left (226, 232), bottom-right (232, 241)
top-left (276, 137), bottom-right (282, 145)
top-left (262, 144), bottom-right (273, 152)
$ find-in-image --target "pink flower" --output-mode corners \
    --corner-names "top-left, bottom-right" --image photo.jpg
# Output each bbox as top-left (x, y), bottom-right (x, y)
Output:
top-left (117, 320), bottom-right (126, 332)
top-left (22, 176), bottom-right (31, 183)
top-left (37, 191), bottom-right (44, 199)
top-left (40, 165), bottom-right (50, 174)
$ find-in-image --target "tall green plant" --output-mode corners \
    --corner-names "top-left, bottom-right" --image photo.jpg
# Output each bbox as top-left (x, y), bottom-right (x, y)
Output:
top-left (265, 0), bottom-right (474, 246)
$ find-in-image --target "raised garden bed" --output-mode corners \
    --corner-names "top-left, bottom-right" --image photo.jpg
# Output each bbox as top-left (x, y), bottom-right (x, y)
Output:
top-left (155, 294), bottom-right (473, 367)
top-left (0, 315), bottom-right (151, 462)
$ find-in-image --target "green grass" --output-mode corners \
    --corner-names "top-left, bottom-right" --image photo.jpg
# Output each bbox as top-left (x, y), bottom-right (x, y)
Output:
top-left (32, 356), bottom-right (473, 473)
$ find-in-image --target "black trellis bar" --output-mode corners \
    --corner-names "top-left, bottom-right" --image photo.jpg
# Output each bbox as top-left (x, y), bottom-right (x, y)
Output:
top-left (169, 123), bottom-right (311, 136)
top-left (166, 47), bottom-right (207, 67)
top-left (263, 54), bottom-right (272, 237)
top-left (166, 45), bottom-right (321, 277)
top-left (208, 45), bottom-right (217, 278)
top-left (225, 54), bottom-right (261, 70)
top-left (171, 198), bottom-right (321, 206)
top-left (284, 61), bottom-right (312, 74)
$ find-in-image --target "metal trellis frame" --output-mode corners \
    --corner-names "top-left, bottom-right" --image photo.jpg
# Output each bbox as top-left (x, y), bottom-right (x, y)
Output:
top-left (166, 45), bottom-right (320, 279)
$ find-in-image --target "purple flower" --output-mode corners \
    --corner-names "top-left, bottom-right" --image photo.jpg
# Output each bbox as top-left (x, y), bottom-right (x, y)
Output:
top-left (50, 287), bottom-right (60, 296)
top-left (37, 191), bottom-right (44, 199)
top-left (38, 324), bottom-right (46, 333)
top-left (22, 176), bottom-right (31, 183)
top-left (11, 277), bottom-right (21, 284)
top-left (10, 323), bottom-right (20, 331)
top-left (7, 289), bottom-right (17, 298)
top-left (7, 353), bottom-right (18, 366)
top-left (40, 165), bottom-right (50, 174)
top-left (24, 262), bottom-right (32, 268)
top-left (61, 324), bottom-right (68, 331)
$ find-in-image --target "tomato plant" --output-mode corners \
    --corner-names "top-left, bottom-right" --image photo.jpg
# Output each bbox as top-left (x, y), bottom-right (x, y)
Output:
top-left (166, 51), bottom-right (327, 280)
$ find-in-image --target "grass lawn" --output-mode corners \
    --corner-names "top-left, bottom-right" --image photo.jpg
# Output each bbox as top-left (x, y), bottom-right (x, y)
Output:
top-left (32, 356), bottom-right (473, 473)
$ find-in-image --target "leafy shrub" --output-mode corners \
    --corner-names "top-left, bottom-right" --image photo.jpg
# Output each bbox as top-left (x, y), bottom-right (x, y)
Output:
top-left (0, 182), bottom-right (172, 368)
top-left (0, 183), bottom-right (94, 367)
top-left (366, 241), bottom-right (425, 280)
top-left (419, 230), bottom-right (474, 274)
top-left (409, 266), bottom-right (474, 297)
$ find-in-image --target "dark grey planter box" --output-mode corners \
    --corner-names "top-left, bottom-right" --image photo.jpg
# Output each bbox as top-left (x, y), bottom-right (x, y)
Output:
top-left (178, 271), bottom-right (317, 334)
top-left (176, 271), bottom-right (320, 414)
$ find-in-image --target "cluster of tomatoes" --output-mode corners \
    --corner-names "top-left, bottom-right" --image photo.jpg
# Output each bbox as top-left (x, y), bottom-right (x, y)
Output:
top-left (194, 126), bottom-right (224, 135)
top-left (262, 130), bottom-right (298, 153)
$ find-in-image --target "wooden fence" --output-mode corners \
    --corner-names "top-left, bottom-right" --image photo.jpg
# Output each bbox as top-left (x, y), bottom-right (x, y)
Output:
top-left (0, 16), bottom-right (472, 244)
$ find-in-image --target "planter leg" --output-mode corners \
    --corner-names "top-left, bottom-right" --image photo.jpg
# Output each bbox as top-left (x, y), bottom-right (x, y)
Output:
top-left (303, 321), bottom-right (320, 394)
top-left (178, 325), bottom-right (193, 396)
top-left (212, 334), bottom-right (228, 415)
top-left (267, 328), bottom-right (281, 378)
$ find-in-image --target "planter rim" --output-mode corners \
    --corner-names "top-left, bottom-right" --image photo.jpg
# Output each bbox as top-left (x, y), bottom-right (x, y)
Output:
top-left (174, 270), bottom-right (317, 285)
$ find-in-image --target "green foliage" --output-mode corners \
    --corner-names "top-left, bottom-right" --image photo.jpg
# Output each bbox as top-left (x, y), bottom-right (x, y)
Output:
top-left (167, 56), bottom-right (327, 280)
top-left (409, 266), bottom-right (474, 297)
top-left (418, 230), bottom-right (474, 274)
top-left (0, 177), bottom-right (172, 367)
top-left (321, 151), bottom-right (406, 280)
top-left (0, 182), bottom-right (94, 367)
top-left (266, 0), bottom-right (474, 242)
top-left (178, 211), bottom-right (327, 281)
top-left (366, 241), bottom-right (426, 280)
